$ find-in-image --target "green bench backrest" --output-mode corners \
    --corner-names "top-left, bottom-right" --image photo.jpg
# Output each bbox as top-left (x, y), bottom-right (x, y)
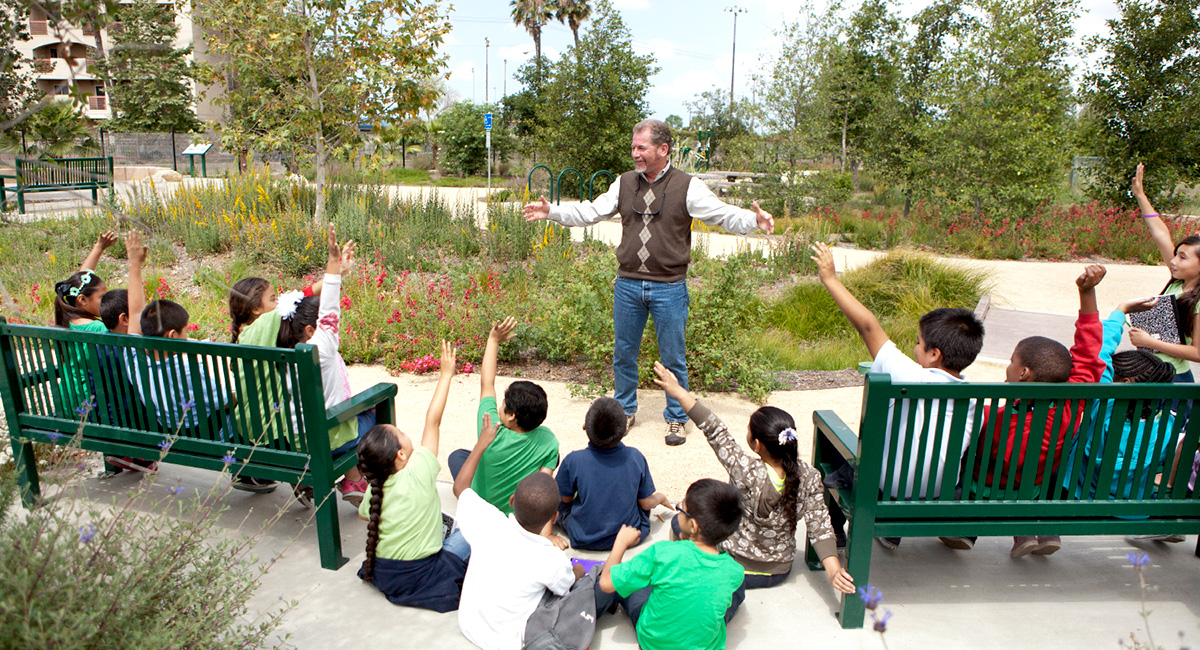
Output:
top-left (16, 157), bottom-right (113, 188)
top-left (859, 373), bottom-right (1200, 508)
top-left (0, 319), bottom-right (329, 470)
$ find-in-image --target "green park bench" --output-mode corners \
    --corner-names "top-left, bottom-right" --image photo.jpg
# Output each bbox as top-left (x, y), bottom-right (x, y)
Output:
top-left (0, 318), bottom-right (397, 570)
top-left (0, 156), bottom-right (114, 214)
top-left (808, 372), bottom-right (1200, 629)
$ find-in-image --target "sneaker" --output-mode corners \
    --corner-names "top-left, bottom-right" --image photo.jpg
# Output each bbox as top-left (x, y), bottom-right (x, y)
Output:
top-left (876, 537), bottom-right (901, 550)
top-left (231, 476), bottom-right (278, 494)
top-left (292, 484), bottom-right (314, 509)
top-left (626, 413), bottom-right (636, 431)
top-left (106, 456), bottom-right (158, 475)
top-left (1011, 536), bottom-right (1039, 558)
top-left (939, 536), bottom-right (975, 550)
top-left (665, 422), bottom-right (687, 446)
top-left (1032, 535), bottom-right (1062, 555)
top-left (1125, 534), bottom-right (1186, 544)
top-left (442, 512), bottom-right (457, 541)
top-left (337, 478), bottom-right (368, 507)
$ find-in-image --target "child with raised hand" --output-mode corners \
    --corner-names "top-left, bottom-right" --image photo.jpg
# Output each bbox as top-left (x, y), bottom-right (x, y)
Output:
top-left (811, 241), bottom-right (984, 549)
top-left (556, 396), bottom-right (671, 550)
top-left (228, 240), bottom-right (351, 344)
top-left (447, 317), bottom-right (560, 516)
top-left (54, 230), bottom-right (118, 331)
top-left (652, 362), bottom-right (854, 594)
top-left (942, 265), bottom-right (1107, 558)
top-left (274, 225), bottom-right (371, 506)
top-left (597, 478), bottom-right (747, 650)
top-left (356, 340), bottom-right (469, 612)
top-left (1131, 163), bottom-right (1200, 382)
top-left (453, 430), bottom-right (582, 650)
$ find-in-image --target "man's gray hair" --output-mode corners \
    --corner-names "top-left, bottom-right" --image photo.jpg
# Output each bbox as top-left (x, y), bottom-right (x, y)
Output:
top-left (633, 119), bottom-right (673, 153)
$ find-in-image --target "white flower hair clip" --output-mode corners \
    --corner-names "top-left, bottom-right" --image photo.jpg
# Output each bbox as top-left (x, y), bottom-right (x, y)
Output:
top-left (276, 290), bottom-right (304, 320)
top-left (777, 427), bottom-right (797, 446)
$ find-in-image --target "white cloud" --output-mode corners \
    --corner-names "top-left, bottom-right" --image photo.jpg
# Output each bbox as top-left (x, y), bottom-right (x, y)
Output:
top-left (634, 38), bottom-right (678, 61)
top-left (652, 68), bottom-right (720, 109)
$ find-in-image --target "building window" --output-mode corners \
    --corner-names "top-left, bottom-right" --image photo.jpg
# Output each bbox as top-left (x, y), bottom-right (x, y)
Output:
top-left (54, 83), bottom-right (69, 95)
top-left (49, 47), bottom-right (59, 58)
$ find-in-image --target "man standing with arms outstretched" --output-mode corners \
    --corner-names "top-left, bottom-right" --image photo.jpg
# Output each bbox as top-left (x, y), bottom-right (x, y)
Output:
top-left (523, 119), bottom-right (774, 445)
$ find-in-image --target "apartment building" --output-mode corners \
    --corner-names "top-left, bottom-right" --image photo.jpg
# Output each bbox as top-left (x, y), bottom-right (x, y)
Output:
top-left (16, 0), bottom-right (220, 123)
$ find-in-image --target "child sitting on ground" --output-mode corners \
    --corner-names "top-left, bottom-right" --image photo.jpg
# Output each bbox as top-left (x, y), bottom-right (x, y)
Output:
top-left (555, 396), bottom-right (670, 550)
top-left (356, 340), bottom-right (469, 612)
top-left (448, 317), bottom-right (560, 516)
top-left (453, 432), bottom-right (583, 650)
top-left (652, 362), bottom-right (855, 593)
top-left (125, 235), bottom-right (232, 438)
top-left (941, 265), bottom-right (1107, 558)
top-left (812, 242), bottom-right (984, 549)
top-left (597, 478), bottom-right (747, 650)
top-left (274, 226), bottom-right (372, 506)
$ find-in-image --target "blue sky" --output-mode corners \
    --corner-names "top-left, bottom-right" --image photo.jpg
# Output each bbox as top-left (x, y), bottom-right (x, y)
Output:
top-left (439, 0), bottom-right (1123, 121)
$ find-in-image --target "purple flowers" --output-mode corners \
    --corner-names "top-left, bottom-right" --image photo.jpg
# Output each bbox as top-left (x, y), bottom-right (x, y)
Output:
top-left (181, 398), bottom-right (195, 412)
top-left (46, 432), bottom-right (61, 443)
top-left (79, 524), bottom-right (97, 543)
top-left (166, 485), bottom-right (184, 495)
top-left (872, 609), bottom-right (893, 633)
top-left (158, 439), bottom-right (172, 452)
top-left (1127, 551), bottom-right (1151, 569)
top-left (75, 397), bottom-right (96, 417)
top-left (858, 583), bottom-right (883, 610)
top-left (221, 453), bottom-right (237, 465)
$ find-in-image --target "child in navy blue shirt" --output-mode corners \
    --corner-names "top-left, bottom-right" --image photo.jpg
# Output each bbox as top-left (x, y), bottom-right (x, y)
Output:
top-left (556, 397), bottom-right (670, 550)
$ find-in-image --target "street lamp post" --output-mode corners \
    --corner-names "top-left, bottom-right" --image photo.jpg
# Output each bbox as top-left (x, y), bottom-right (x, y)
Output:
top-left (725, 6), bottom-right (747, 124)
top-left (485, 38), bottom-right (490, 105)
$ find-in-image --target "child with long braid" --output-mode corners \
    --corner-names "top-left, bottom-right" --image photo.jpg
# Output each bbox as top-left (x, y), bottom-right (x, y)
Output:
top-left (356, 341), bottom-right (469, 612)
top-left (652, 362), bottom-right (855, 595)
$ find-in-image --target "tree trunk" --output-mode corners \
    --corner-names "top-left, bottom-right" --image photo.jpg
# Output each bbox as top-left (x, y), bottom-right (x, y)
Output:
top-left (840, 108), bottom-right (848, 173)
top-left (301, 14), bottom-right (326, 223)
top-left (852, 159), bottom-right (860, 193)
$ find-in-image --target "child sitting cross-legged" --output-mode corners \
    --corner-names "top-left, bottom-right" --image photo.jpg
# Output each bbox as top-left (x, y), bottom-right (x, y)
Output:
top-left (274, 226), bottom-right (373, 507)
top-left (355, 340), bottom-right (469, 612)
top-left (448, 317), bottom-right (560, 518)
top-left (812, 242), bottom-right (985, 549)
top-left (556, 396), bottom-right (670, 550)
top-left (453, 424), bottom-right (584, 650)
top-left (652, 362), bottom-right (855, 594)
top-left (596, 478), bottom-right (748, 650)
top-left (941, 265), bottom-right (1107, 558)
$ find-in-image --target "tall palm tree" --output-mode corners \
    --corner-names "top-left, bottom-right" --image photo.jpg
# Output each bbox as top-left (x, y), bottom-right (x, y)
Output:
top-left (555, 0), bottom-right (590, 49)
top-left (509, 0), bottom-right (555, 79)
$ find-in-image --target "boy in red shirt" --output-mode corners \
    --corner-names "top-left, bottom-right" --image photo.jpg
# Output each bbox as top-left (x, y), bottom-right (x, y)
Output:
top-left (941, 265), bottom-right (1108, 558)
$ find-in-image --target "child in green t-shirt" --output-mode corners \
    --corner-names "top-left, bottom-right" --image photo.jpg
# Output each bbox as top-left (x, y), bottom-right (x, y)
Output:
top-left (448, 317), bottom-right (560, 517)
top-left (597, 478), bottom-right (747, 650)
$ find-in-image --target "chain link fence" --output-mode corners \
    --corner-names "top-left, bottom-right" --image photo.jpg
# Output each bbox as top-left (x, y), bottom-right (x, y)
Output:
top-left (99, 130), bottom-right (241, 176)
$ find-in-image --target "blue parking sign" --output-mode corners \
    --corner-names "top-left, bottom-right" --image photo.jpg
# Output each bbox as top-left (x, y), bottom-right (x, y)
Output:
top-left (484, 113), bottom-right (493, 131)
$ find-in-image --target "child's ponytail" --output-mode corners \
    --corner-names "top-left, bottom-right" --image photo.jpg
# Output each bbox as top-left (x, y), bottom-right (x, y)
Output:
top-left (749, 406), bottom-right (802, 527)
top-left (356, 424), bottom-right (401, 583)
top-left (229, 277), bottom-right (270, 343)
top-left (53, 270), bottom-right (104, 327)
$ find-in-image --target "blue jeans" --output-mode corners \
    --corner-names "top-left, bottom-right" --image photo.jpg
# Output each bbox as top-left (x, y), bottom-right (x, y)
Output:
top-left (442, 529), bottom-right (470, 561)
top-left (613, 277), bottom-right (690, 423)
top-left (331, 409), bottom-right (378, 458)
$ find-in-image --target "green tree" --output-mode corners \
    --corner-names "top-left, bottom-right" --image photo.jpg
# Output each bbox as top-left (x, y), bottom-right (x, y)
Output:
top-left (664, 114), bottom-right (683, 129)
top-left (684, 89), bottom-right (754, 166)
top-left (534, 0), bottom-right (657, 176)
top-left (1078, 0), bottom-right (1200, 205)
top-left (196, 0), bottom-right (450, 221)
top-left (97, 0), bottom-right (201, 132)
top-left (439, 101), bottom-right (512, 176)
top-left (0, 9), bottom-right (39, 137)
top-left (21, 100), bottom-right (95, 158)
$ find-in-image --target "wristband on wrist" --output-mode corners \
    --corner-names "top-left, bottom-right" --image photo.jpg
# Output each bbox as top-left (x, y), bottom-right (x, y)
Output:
top-left (1142, 212), bottom-right (1159, 219)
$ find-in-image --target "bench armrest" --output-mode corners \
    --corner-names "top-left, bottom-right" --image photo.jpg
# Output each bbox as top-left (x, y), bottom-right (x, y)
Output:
top-left (325, 382), bottom-right (397, 428)
top-left (813, 409), bottom-right (859, 464)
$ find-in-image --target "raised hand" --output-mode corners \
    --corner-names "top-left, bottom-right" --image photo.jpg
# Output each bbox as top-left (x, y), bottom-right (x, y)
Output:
top-left (489, 316), bottom-right (518, 343)
top-left (97, 230), bottom-right (118, 250)
top-left (651, 361), bottom-right (681, 393)
top-left (340, 239), bottom-right (357, 275)
top-left (326, 224), bottom-right (341, 261)
top-left (479, 413), bottom-right (498, 448)
top-left (522, 196), bottom-right (551, 222)
top-left (810, 242), bottom-right (837, 284)
top-left (1132, 163), bottom-right (1146, 200)
top-left (1076, 264), bottom-right (1107, 291)
top-left (752, 200), bottom-right (775, 235)
top-left (439, 339), bottom-right (457, 378)
top-left (125, 230), bottom-right (147, 266)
